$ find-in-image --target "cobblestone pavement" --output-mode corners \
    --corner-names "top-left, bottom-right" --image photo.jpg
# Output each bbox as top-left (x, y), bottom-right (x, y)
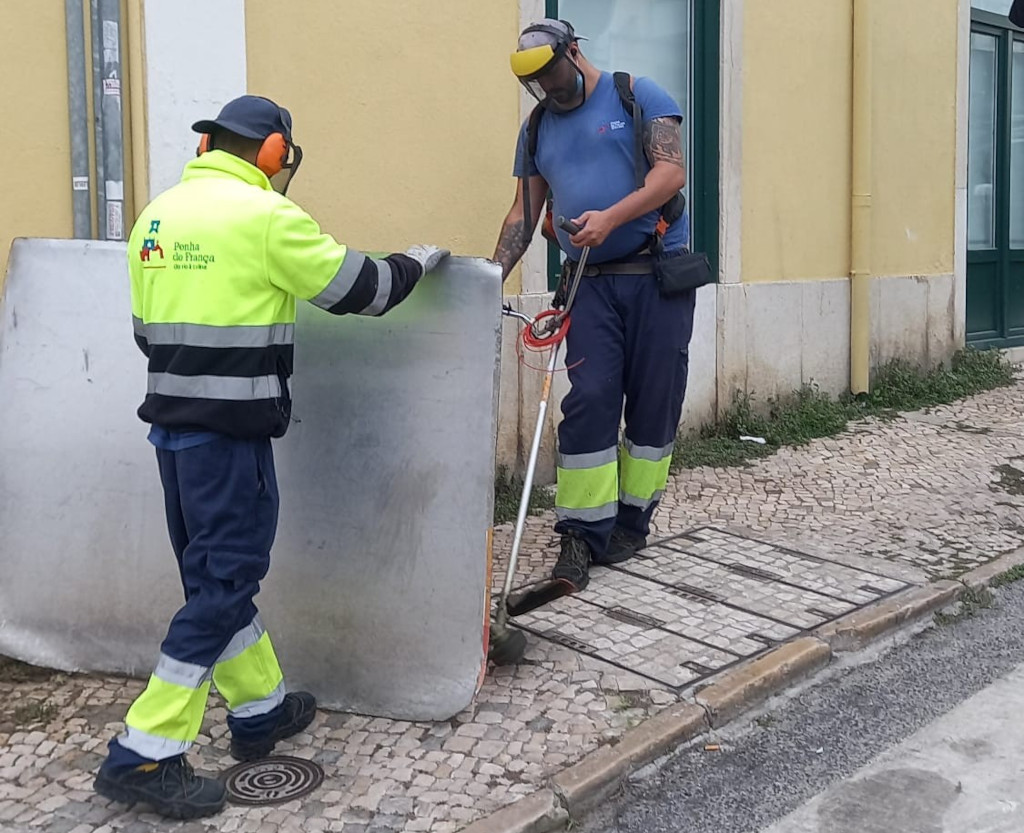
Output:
top-left (657, 378), bottom-right (1024, 580)
top-left (2, 379), bottom-right (1022, 833)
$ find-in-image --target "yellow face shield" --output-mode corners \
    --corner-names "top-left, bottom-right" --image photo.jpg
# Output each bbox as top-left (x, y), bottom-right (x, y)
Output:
top-left (510, 41), bottom-right (585, 113)
top-left (510, 45), bottom-right (557, 80)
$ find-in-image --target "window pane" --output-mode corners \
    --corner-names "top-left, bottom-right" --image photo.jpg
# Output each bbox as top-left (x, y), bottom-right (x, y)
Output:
top-left (559, 0), bottom-right (692, 195)
top-left (972, 0), bottom-right (1014, 15)
top-left (969, 32), bottom-right (999, 250)
top-left (1011, 40), bottom-right (1024, 248)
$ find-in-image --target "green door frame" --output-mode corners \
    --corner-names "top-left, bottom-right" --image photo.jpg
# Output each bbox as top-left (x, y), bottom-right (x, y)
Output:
top-left (541, 0), bottom-right (720, 289)
top-left (968, 9), bottom-right (1024, 348)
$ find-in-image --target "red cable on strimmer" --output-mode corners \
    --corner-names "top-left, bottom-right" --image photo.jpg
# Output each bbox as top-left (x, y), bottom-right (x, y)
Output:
top-left (522, 309), bottom-right (570, 349)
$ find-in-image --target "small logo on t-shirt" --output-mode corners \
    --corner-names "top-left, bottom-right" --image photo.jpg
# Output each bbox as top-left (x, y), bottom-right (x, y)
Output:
top-left (610, 120), bottom-right (627, 130)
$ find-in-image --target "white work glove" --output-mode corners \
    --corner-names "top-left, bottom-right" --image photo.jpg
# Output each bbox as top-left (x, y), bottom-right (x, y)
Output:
top-left (405, 244), bottom-right (450, 275)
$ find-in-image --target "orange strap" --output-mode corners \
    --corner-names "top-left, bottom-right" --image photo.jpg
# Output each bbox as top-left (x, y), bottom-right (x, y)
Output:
top-left (542, 210), bottom-right (557, 242)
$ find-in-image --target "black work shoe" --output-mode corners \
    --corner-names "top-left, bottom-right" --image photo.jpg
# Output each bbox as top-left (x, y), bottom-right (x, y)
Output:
top-left (229, 691), bottom-right (318, 762)
top-left (552, 534), bottom-right (592, 592)
top-left (594, 526), bottom-right (648, 565)
top-left (93, 755), bottom-right (226, 820)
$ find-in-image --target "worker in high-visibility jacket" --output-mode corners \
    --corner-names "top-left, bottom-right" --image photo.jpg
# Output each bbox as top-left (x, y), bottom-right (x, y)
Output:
top-left (93, 95), bottom-right (449, 820)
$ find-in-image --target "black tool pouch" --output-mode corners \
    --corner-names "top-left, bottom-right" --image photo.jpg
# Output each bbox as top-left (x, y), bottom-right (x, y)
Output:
top-left (651, 236), bottom-right (713, 298)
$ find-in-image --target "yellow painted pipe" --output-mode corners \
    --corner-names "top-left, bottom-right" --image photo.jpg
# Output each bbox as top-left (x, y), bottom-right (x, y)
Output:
top-left (850, 0), bottom-right (873, 395)
top-left (124, 0), bottom-right (149, 223)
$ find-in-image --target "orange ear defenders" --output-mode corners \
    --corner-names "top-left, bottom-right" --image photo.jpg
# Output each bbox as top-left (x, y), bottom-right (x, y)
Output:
top-left (255, 132), bottom-right (289, 178)
top-left (196, 131), bottom-right (290, 178)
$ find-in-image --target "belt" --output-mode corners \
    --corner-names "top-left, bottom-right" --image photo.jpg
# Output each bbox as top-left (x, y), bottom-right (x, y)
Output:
top-left (565, 256), bottom-right (655, 277)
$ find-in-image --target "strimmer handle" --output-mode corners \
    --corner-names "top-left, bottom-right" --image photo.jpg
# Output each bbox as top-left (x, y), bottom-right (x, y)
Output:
top-left (557, 216), bottom-right (582, 236)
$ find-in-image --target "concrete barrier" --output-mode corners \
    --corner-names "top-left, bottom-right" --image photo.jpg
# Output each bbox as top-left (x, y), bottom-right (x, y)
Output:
top-left (0, 238), bottom-right (501, 721)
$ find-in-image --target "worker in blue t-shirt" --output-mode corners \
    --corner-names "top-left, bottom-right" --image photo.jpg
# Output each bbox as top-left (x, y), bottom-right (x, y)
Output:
top-left (492, 19), bottom-right (697, 593)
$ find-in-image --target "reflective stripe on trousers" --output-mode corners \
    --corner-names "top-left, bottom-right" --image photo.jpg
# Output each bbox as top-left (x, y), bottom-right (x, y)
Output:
top-left (555, 440), bottom-right (673, 520)
top-left (118, 617), bottom-right (285, 761)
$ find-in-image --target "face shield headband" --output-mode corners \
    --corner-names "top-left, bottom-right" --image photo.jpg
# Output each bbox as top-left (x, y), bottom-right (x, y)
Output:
top-left (510, 24), bottom-right (586, 114)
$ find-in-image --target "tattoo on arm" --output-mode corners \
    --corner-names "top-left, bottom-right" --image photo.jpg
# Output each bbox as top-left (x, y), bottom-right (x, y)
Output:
top-left (494, 218), bottom-right (530, 280)
top-left (643, 117), bottom-right (685, 169)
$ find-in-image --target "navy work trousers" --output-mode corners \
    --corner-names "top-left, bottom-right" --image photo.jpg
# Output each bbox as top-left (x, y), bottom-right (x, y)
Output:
top-left (554, 272), bottom-right (696, 557)
top-left (155, 436), bottom-right (279, 666)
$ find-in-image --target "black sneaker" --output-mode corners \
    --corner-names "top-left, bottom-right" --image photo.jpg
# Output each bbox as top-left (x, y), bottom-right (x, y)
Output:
top-left (552, 534), bottom-right (592, 592)
top-left (93, 755), bottom-right (226, 820)
top-left (594, 526), bottom-right (647, 565)
top-left (229, 691), bottom-right (318, 762)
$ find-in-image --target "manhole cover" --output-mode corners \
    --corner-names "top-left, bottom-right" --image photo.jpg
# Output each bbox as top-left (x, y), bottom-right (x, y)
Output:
top-left (223, 756), bottom-right (324, 806)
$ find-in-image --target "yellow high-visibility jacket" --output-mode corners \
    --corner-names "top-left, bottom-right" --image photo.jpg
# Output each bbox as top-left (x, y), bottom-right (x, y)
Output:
top-left (128, 150), bottom-right (422, 438)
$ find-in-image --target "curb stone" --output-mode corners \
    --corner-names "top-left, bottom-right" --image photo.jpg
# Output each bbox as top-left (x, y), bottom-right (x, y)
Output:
top-left (958, 545), bottom-right (1024, 588)
top-left (460, 547), bottom-right (1024, 833)
top-left (814, 582), bottom-right (960, 652)
top-left (694, 637), bottom-right (832, 728)
top-left (549, 702), bottom-right (707, 818)
top-left (458, 789), bottom-right (567, 833)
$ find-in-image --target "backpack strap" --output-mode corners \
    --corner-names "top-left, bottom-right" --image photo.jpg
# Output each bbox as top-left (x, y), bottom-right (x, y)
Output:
top-left (614, 71), bottom-right (687, 250)
top-left (521, 105), bottom-right (547, 246)
top-left (613, 72), bottom-right (645, 191)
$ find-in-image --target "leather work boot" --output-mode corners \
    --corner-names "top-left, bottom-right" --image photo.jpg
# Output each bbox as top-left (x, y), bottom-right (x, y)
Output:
top-left (93, 755), bottom-right (226, 819)
top-left (594, 526), bottom-right (647, 565)
top-left (552, 533), bottom-right (592, 592)
top-left (230, 691), bottom-right (318, 762)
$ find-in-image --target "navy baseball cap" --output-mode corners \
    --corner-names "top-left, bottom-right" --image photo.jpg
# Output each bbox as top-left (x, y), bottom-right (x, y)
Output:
top-left (191, 95), bottom-right (293, 141)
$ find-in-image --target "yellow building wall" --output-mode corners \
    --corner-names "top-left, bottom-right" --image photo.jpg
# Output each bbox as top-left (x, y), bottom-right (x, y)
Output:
top-left (0, 2), bottom-right (75, 288)
top-left (742, 1), bottom-right (852, 283)
top-left (873, 0), bottom-right (957, 277)
top-left (245, 1), bottom-right (522, 291)
top-left (742, 0), bottom-right (958, 283)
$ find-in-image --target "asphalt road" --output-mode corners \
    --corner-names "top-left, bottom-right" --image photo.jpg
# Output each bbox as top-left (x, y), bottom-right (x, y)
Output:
top-left (583, 579), bottom-right (1024, 833)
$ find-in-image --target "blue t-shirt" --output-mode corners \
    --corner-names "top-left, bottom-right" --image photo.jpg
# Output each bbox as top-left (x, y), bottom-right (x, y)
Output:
top-left (513, 71), bottom-right (690, 263)
top-left (147, 425), bottom-right (222, 451)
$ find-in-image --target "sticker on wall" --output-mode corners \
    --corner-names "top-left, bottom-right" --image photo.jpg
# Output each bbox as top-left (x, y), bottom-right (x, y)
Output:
top-left (106, 202), bottom-right (123, 241)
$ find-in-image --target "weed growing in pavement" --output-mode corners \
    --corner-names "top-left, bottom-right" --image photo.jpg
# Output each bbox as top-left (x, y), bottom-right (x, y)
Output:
top-left (934, 584), bottom-right (995, 626)
top-left (990, 564), bottom-right (1024, 588)
top-left (12, 700), bottom-right (57, 728)
top-left (0, 655), bottom-right (54, 684)
top-left (493, 464), bottom-right (555, 526)
top-left (992, 464), bottom-right (1024, 496)
top-left (673, 349), bottom-right (1016, 471)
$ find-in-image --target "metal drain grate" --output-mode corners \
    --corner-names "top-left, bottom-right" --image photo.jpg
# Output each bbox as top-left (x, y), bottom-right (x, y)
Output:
top-left (223, 756), bottom-right (324, 806)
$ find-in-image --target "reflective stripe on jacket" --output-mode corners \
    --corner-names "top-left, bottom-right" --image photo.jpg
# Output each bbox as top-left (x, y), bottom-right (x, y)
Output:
top-left (128, 150), bottom-right (421, 438)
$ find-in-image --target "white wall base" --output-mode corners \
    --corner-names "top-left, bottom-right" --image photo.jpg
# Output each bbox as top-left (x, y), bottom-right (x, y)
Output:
top-left (715, 274), bottom-right (960, 407)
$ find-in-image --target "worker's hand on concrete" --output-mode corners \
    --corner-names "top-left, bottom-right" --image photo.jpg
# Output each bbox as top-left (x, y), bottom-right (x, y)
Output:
top-left (569, 210), bottom-right (616, 248)
top-left (405, 244), bottom-right (450, 275)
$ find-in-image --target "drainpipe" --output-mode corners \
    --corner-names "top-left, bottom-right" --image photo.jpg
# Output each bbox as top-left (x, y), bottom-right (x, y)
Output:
top-left (91, 0), bottom-right (125, 240)
top-left (850, 0), bottom-right (873, 394)
top-left (65, 0), bottom-right (92, 238)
